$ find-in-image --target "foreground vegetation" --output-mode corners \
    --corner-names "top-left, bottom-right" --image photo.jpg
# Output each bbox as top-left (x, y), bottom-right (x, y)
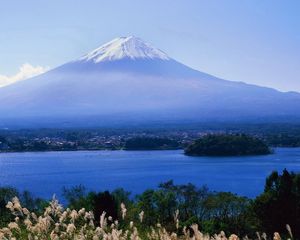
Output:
top-left (185, 134), bottom-right (272, 156)
top-left (0, 196), bottom-right (294, 240)
top-left (0, 170), bottom-right (299, 239)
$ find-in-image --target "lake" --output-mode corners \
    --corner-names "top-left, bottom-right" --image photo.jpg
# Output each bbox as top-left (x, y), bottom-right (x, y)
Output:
top-left (1, 148), bottom-right (300, 199)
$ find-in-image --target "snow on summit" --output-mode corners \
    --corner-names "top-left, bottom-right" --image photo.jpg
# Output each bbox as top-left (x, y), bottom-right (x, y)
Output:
top-left (79, 36), bottom-right (170, 63)
top-left (0, 35), bottom-right (300, 125)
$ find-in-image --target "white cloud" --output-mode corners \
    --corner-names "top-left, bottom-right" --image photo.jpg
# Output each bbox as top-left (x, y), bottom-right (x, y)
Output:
top-left (0, 63), bottom-right (49, 87)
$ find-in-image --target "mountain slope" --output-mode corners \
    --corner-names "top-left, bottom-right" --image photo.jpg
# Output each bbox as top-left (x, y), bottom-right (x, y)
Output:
top-left (0, 36), bottom-right (299, 127)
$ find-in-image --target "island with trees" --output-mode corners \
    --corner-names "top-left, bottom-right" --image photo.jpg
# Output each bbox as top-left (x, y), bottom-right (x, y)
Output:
top-left (185, 134), bottom-right (272, 156)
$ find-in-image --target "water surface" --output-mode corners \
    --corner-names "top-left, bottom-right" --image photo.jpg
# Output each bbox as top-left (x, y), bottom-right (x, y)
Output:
top-left (0, 148), bottom-right (300, 199)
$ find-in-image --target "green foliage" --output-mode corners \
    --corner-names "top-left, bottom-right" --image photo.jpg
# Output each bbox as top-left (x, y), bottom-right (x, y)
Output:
top-left (111, 188), bottom-right (132, 213)
top-left (62, 185), bottom-right (91, 210)
top-left (2, 170), bottom-right (299, 237)
top-left (62, 186), bottom-right (133, 226)
top-left (124, 137), bottom-right (179, 150)
top-left (0, 187), bottom-right (47, 227)
top-left (265, 134), bottom-right (300, 147)
top-left (60, 181), bottom-right (252, 234)
top-left (20, 190), bottom-right (48, 214)
top-left (203, 192), bottom-right (254, 236)
top-left (253, 169), bottom-right (300, 238)
top-left (133, 181), bottom-right (254, 235)
top-left (0, 187), bottom-right (18, 225)
top-left (185, 134), bottom-right (271, 156)
top-left (93, 191), bottom-right (118, 224)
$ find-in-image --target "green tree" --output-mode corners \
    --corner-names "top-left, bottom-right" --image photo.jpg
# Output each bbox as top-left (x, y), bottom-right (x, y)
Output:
top-left (203, 192), bottom-right (253, 236)
top-left (253, 169), bottom-right (300, 238)
top-left (185, 134), bottom-right (271, 156)
top-left (0, 187), bottom-right (19, 226)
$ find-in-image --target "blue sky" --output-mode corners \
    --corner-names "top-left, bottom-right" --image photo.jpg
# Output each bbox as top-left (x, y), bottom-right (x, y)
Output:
top-left (0, 0), bottom-right (299, 91)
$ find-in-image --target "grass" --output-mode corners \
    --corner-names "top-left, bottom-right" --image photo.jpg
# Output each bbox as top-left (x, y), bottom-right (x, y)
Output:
top-left (0, 196), bottom-right (293, 240)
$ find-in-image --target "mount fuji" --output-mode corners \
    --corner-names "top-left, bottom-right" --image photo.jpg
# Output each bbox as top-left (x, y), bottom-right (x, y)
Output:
top-left (0, 36), bottom-right (300, 128)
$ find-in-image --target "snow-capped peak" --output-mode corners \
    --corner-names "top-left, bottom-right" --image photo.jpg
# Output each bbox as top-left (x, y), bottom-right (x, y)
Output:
top-left (79, 36), bottom-right (171, 63)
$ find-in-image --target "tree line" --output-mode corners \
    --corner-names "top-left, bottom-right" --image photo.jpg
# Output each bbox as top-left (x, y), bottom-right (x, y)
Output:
top-left (0, 169), bottom-right (299, 238)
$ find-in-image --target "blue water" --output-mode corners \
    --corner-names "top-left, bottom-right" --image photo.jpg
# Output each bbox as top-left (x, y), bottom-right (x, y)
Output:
top-left (1, 148), bottom-right (300, 199)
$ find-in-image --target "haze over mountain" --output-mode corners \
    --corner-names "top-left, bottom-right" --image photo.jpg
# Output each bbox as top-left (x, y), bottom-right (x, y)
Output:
top-left (0, 36), bottom-right (300, 128)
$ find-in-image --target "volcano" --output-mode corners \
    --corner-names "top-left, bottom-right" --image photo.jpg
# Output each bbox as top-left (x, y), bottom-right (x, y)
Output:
top-left (0, 36), bottom-right (300, 128)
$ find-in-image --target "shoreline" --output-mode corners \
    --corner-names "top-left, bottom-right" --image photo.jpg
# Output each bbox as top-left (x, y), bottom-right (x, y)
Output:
top-left (0, 146), bottom-right (300, 155)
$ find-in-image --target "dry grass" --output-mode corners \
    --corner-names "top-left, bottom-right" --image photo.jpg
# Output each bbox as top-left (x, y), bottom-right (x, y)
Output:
top-left (0, 196), bottom-right (292, 240)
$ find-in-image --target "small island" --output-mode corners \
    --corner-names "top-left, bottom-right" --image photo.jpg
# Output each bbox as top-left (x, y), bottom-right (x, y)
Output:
top-left (185, 134), bottom-right (272, 156)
